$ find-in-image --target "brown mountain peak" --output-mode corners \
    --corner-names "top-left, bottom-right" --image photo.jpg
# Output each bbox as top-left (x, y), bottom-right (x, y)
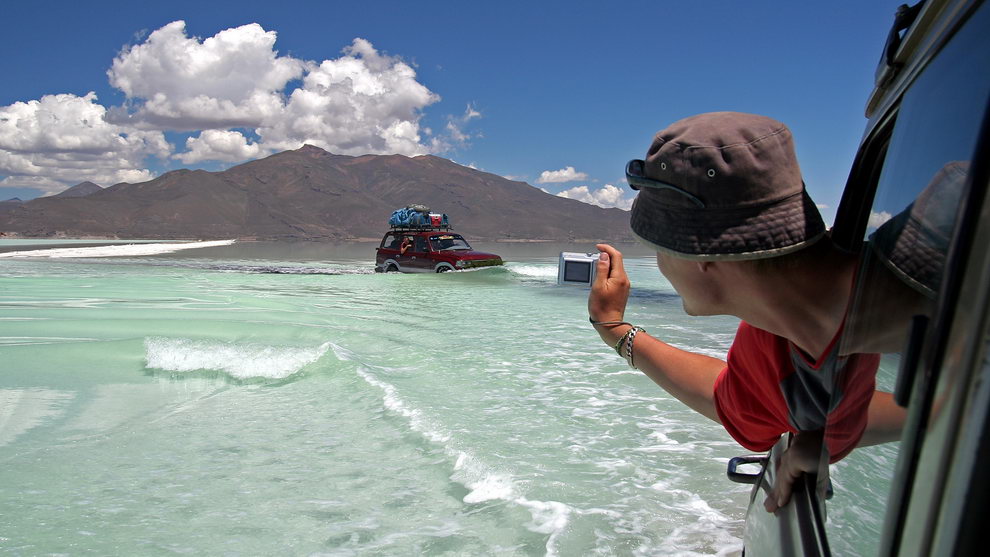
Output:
top-left (296, 144), bottom-right (331, 156)
top-left (0, 148), bottom-right (633, 242)
top-left (53, 181), bottom-right (104, 198)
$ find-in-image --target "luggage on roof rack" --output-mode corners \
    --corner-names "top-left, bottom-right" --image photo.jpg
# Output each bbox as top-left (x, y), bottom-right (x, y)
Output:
top-left (388, 207), bottom-right (450, 230)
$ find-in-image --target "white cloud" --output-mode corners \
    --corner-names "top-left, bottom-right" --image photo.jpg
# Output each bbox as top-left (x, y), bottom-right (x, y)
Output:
top-left (868, 210), bottom-right (893, 229)
top-left (556, 184), bottom-right (634, 210)
top-left (177, 130), bottom-right (266, 164)
top-left (0, 92), bottom-right (166, 193)
top-left (444, 103), bottom-right (482, 146)
top-left (258, 38), bottom-right (440, 156)
top-left (537, 166), bottom-right (588, 184)
top-left (108, 23), bottom-right (444, 157)
top-left (107, 21), bottom-right (304, 131)
top-left (3, 22), bottom-right (463, 189)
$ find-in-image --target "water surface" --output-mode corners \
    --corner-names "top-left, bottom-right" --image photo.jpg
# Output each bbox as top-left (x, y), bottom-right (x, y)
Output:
top-left (0, 240), bottom-right (896, 555)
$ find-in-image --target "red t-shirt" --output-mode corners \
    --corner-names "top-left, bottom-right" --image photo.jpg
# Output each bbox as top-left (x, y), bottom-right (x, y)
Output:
top-left (713, 322), bottom-right (879, 462)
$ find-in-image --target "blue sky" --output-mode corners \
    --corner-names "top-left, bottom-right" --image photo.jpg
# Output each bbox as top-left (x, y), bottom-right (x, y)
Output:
top-left (1, 0), bottom-right (905, 223)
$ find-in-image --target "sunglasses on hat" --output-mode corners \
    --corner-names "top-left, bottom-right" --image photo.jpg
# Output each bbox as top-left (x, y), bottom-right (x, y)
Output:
top-left (625, 159), bottom-right (705, 208)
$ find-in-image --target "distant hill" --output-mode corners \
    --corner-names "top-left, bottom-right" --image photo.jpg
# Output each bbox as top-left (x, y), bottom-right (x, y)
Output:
top-left (0, 197), bottom-right (23, 216)
top-left (0, 145), bottom-right (634, 242)
top-left (53, 181), bottom-right (104, 198)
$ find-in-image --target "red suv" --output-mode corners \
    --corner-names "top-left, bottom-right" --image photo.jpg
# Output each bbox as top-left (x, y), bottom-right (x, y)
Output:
top-left (375, 229), bottom-right (503, 273)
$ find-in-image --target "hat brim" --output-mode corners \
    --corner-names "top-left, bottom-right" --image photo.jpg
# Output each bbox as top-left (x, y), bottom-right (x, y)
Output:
top-left (630, 187), bottom-right (826, 261)
top-left (869, 210), bottom-right (944, 298)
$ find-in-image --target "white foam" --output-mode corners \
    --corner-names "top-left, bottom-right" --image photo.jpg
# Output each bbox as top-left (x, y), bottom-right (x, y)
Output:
top-left (353, 365), bottom-right (452, 445)
top-left (521, 499), bottom-right (572, 534)
top-left (350, 357), bottom-right (572, 554)
top-left (0, 239), bottom-right (236, 258)
top-left (144, 337), bottom-right (329, 379)
top-left (455, 454), bottom-right (515, 503)
top-left (506, 263), bottom-right (557, 279)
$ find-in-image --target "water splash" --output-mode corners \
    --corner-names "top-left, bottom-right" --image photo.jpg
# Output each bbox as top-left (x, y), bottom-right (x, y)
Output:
top-left (504, 263), bottom-right (557, 279)
top-left (144, 337), bottom-right (330, 380)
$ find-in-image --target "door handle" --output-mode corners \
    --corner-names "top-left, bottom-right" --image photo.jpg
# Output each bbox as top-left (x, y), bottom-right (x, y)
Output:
top-left (727, 454), bottom-right (768, 484)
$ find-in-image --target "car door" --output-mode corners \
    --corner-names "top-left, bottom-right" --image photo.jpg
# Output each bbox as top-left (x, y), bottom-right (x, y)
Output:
top-left (413, 235), bottom-right (434, 271)
top-left (731, 1), bottom-right (990, 555)
top-left (396, 234), bottom-right (431, 272)
top-left (392, 233), bottom-right (416, 271)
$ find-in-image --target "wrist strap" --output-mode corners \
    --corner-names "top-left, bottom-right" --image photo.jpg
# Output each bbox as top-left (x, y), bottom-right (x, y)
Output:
top-left (590, 317), bottom-right (631, 328)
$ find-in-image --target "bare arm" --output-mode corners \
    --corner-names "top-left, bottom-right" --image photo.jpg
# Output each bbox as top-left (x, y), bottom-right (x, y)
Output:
top-left (624, 333), bottom-right (726, 422)
top-left (589, 244), bottom-right (725, 423)
top-left (858, 390), bottom-right (907, 447)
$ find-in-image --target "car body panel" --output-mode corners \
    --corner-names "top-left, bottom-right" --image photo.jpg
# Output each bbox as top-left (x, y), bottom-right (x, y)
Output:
top-left (375, 229), bottom-right (503, 273)
top-left (739, 437), bottom-right (830, 556)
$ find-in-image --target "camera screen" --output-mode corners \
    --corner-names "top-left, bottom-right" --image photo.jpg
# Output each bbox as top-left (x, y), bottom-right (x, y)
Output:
top-left (563, 260), bottom-right (592, 283)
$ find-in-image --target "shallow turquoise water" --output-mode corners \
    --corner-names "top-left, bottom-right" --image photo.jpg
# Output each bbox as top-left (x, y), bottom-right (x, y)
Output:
top-left (0, 241), bottom-right (896, 555)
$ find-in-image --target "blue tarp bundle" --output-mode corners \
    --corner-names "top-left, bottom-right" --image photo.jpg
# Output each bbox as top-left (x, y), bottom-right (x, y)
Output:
top-left (389, 207), bottom-right (448, 228)
top-left (389, 207), bottom-right (426, 227)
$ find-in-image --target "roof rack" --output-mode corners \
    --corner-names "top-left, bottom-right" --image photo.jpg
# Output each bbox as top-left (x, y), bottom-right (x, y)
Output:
top-left (389, 224), bottom-right (452, 232)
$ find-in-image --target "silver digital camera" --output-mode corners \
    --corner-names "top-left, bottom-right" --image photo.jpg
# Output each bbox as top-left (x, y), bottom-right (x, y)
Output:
top-left (557, 252), bottom-right (600, 286)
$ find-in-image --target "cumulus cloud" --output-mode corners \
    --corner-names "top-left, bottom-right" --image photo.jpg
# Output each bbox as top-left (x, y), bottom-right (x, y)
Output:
top-left (868, 210), bottom-right (893, 230)
top-left (0, 92), bottom-right (167, 193)
top-left (2, 22), bottom-right (464, 191)
top-left (176, 130), bottom-right (266, 164)
top-left (257, 38), bottom-right (440, 156)
top-left (537, 166), bottom-right (588, 184)
top-left (110, 24), bottom-right (443, 156)
top-left (107, 21), bottom-right (304, 131)
top-left (556, 184), bottom-right (634, 210)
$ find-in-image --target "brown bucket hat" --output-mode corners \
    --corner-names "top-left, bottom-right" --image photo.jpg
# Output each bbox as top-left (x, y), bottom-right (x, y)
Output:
top-left (629, 112), bottom-right (826, 260)
top-left (869, 160), bottom-right (969, 298)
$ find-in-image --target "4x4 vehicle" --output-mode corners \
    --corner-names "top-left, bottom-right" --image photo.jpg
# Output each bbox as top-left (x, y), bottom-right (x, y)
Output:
top-left (375, 229), bottom-right (503, 273)
top-left (730, 1), bottom-right (990, 555)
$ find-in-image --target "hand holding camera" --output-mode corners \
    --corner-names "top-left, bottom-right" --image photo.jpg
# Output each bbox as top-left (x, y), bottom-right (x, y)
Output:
top-left (587, 244), bottom-right (631, 329)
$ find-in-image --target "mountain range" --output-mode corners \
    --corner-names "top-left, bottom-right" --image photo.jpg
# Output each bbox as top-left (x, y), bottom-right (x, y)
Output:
top-left (0, 145), bottom-right (634, 242)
